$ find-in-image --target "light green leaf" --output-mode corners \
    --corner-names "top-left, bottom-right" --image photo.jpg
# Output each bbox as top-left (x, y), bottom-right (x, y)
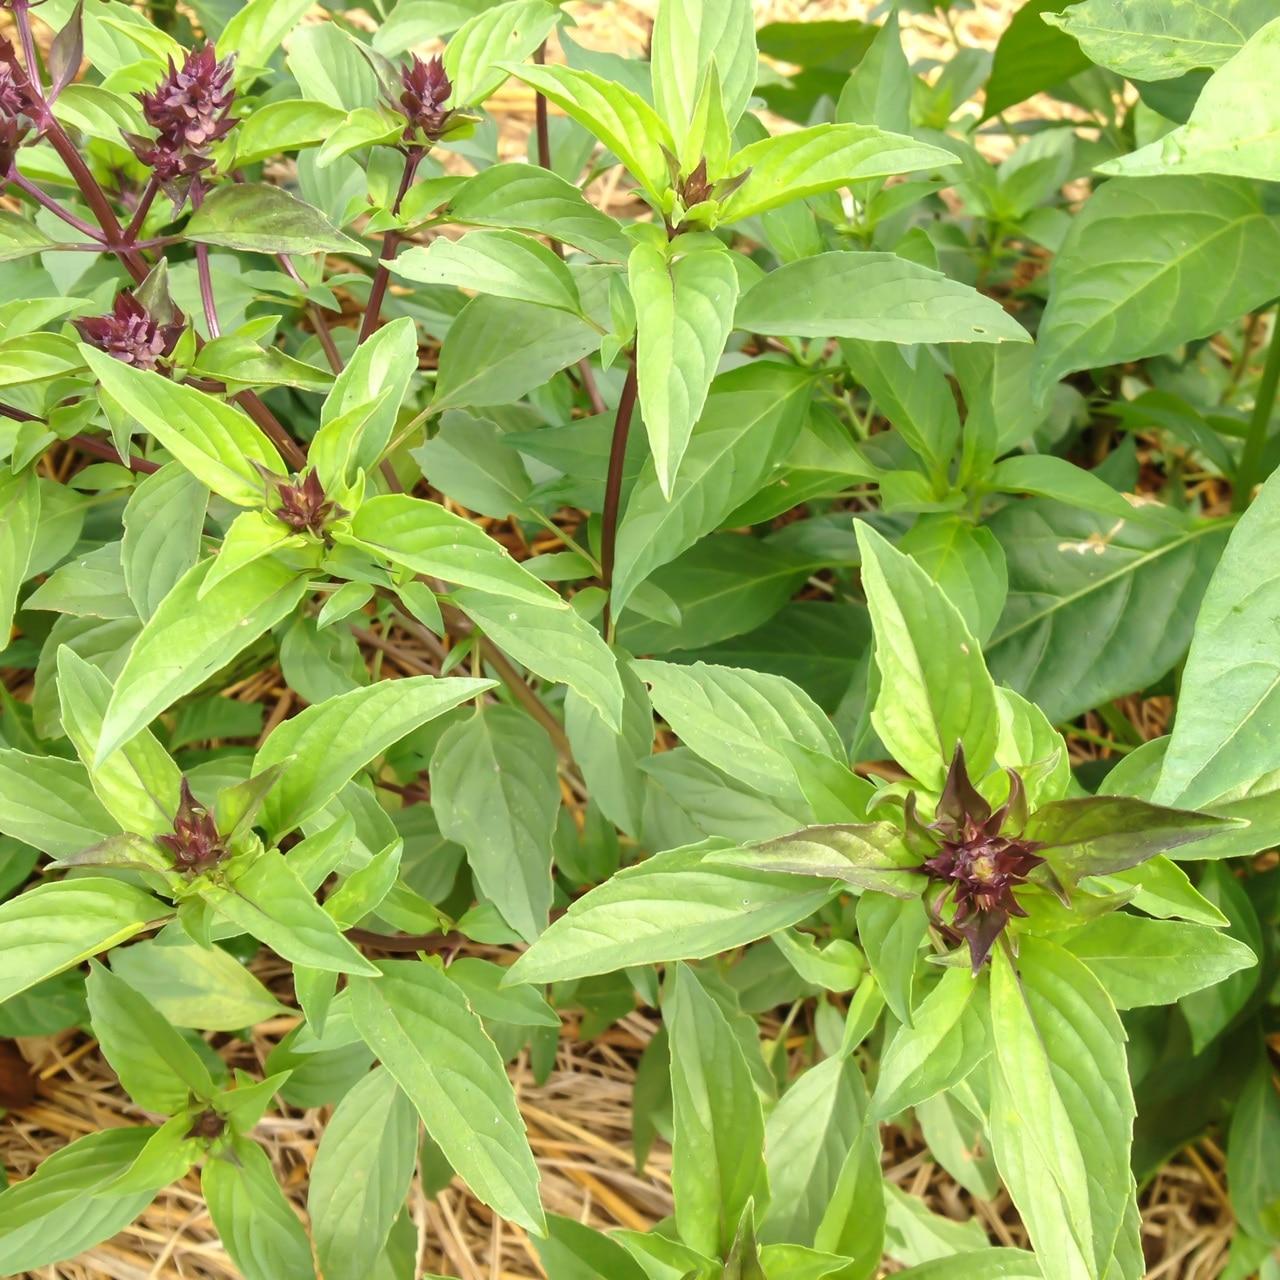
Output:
top-left (109, 936), bottom-right (286, 1029)
top-left (507, 842), bottom-right (836, 984)
top-left (445, 0), bottom-right (559, 105)
top-left (635, 659), bottom-right (843, 801)
top-left (392, 230), bottom-right (581, 313)
top-left (1155, 468), bottom-right (1280, 808)
top-left (0, 209), bottom-right (62, 261)
top-left (431, 294), bottom-right (602, 411)
top-left (737, 252), bottom-right (1029, 344)
top-left (872, 968), bottom-right (987, 1118)
top-left (761, 1055), bottom-right (871, 1247)
top-left (651, 0), bottom-right (755, 139)
top-left (200, 509), bottom-right (303, 599)
top-left (430, 706), bottom-right (558, 943)
top-left (446, 162), bottom-right (630, 261)
top-left (348, 959), bottom-right (545, 1233)
top-left (668, 963), bottom-right (768, 1257)
top-left (989, 454), bottom-right (1148, 525)
top-left (503, 62), bottom-right (674, 198)
top-left (204, 1138), bottom-right (317, 1280)
top-left (1034, 176), bottom-right (1280, 390)
top-left (100, 557), bottom-right (311, 763)
top-left (86, 961), bottom-right (215, 1113)
top-left (613, 363), bottom-right (812, 611)
top-left (56, 648), bottom-right (181, 838)
top-left (232, 99), bottom-right (349, 164)
top-left (1100, 17), bottom-right (1280, 180)
top-left (1044, 0), bottom-right (1276, 80)
top-left (321, 317), bottom-right (417, 474)
top-left (856, 521), bottom-right (998, 791)
top-left (0, 466), bottom-right (38, 641)
top-left (0, 749), bottom-right (117, 855)
top-left (187, 183), bottom-right (367, 256)
top-left (0, 878), bottom-right (165, 1003)
top-left (630, 239), bottom-right (740, 498)
top-left (345, 493), bottom-right (560, 604)
top-left (206, 848), bottom-right (378, 976)
top-left (0, 1128), bottom-right (159, 1275)
top-left (309, 1067), bottom-right (418, 1280)
top-left (1060, 913), bottom-right (1256, 1008)
top-left (83, 348), bottom-right (285, 505)
top-left (121, 463), bottom-right (208, 621)
top-left (900, 516), bottom-right (1008, 647)
top-left (892, 1249), bottom-right (1043, 1279)
top-left (218, 0), bottom-right (315, 71)
top-left (719, 126), bottom-right (957, 223)
top-left (1227, 1056), bottom-right (1280, 1243)
top-left (986, 501), bottom-right (1229, 724)
top-left (254, 673), bottom-right (493, 838)
top-left (989, 938), bottom-right (1139, 1280)
top-left (453, 587), bottom-right (625, 730)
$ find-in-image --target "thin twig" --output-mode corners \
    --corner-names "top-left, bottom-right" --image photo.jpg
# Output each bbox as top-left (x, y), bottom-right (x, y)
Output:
top-left (276, 253), bottom-right (344, 374)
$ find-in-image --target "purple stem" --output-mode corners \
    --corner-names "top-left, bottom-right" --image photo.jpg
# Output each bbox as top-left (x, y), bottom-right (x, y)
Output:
top-left (358, 147), bottom-right (423, 344)
top-left (8, 170), bottom-right (105, 240)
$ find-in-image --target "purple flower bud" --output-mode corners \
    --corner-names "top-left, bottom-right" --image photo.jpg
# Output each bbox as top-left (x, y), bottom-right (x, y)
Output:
top-left (392, 54), bottom-right (453, 143)
top-left (0, 39), bottom-right (36, 171)
top-left (917, 747), bottom-right (1045, 973)
top-left (73, 291), bottom-right (182, 372)
top-left (156, 779), bottom-right (228, 873)
top-left (137, 44), bottom-right (236, 152)
top-left (271, 469), bottom-right (346, 536)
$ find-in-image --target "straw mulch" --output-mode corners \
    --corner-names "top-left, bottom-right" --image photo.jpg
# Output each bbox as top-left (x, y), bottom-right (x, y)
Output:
top-left (0, 1), bottom-right (1257, 1277)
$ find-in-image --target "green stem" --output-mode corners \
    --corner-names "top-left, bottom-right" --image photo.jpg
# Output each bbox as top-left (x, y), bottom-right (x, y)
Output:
top-left (1234, 307), bottom-right (1280, 511)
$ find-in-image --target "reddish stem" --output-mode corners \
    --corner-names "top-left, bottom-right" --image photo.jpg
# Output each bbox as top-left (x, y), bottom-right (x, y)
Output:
top-left (359, 147), bottom-right (423, 344)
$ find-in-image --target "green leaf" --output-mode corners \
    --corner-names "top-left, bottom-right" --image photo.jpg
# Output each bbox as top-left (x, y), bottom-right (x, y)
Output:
top-left (1100, 16), bottom-right (1280, 179)
top-left (453, 587), bottom-right (625, 730)
top-left (630, 239), bottom-right (741, 498)
top-left (0, 749), bottom-right (116, 856)
top-left (0, 332), bottom-right (84, 387)
top-left (737, 252), bottom-right (1029, 344)
top-left (719, 125), bottom-right (956, 223)
top-left (446, 956), bottom-right (559, 1027)
top-left (430, 294), bottom-right (602, 412)
top-left (504, 63), bottom-right (674, 198)
top-left (856, 892), bottom-right (929, 1025)
top-left (872, 968), bottom-right (988, 1118)
top-left (507, 842), bottom-right (837, 984)
top-left (0, 1128), bottom-right (160, 1275)
top-left (0, 209), bottom-right (63, 261)
top-left (900, 516), bottom-right (1008, 647)
top-left (446, 162), bottom-right (630, 261)
top-left (1034, 176), bottom-right (1280, 390)
top-left (254, 672), bottom-right (493, 838)
top-left (983, 0), bottom-right (1091, 118)
top-left (1044, 0), bottom-right (1275, 80)
top-left (856, 521), bottom-right (998, 791)
top-left (652, 0), bottom-right (755, 141)
top-left (1155, 468), bottom-right (1280, 808)
top-left (232, 99), bottom-right (349, 164)
top-left (309, 1066), bottom-right (419, 1280)
top-left (392, 229), bottom-right (582, 313)
top-left (56, 647), bottom-right (181, 838)
top-left (430, 705), bottom-right (558, 943)
top-left (1023, 794), bottom-right (1237, 875)
top-left (314, 106), bottom-right (403, 167)
top-left (121, 463), bottom-right (208, 621)
top-left (1227, 1056), bottom-right (1280, 1243)
top-left (85, 961), bottom-right (215, 1113)
top-left (206, 848), bottom-right (378, 975)
top-left (985, 500), bottom-right (1229, 724)
top-left (99, 556), bottom-right (311, 763)
top-left (668, 963), bottom-right (768, 1258)
top-left (187, 183), bottom-right (367, 256)
top-left (204, 1138), bottom-right (317, 1280)
top-left (988, 454), bottom-right (1147, 525)
top-left (811, 1082), bottom-right (884, 1276)
top-left (761, 1055), bottom-right (872, 1247)
top-left (1060, 914), bottom-right (1256, 1009)
top-left (321, 317), bottom-right (417, 475)
top-left (0, 466), bottom-right (38, 642)
top-left (714, 824), bottom-right (921, 898)
top-left (0, 877), bottom-right (165, 1002)
top-left (535, 1214), bottom-right (651, 1280)
top-left (836, 6), bottom-right (911, 132)
top-left (635, 659), bottom-right (843, 802)
top-left (218, 0), bottom-right (316, 71)
top-left (83, 348), bottom-right (286, 505)
top-left (444, 0), bottom-right (559, 105)
top-left (893, 1250), bottom-right (1043, 1279)
top-left (609, 363), bottom-right (808, 611)
top-left (988, 938), bottom-right (1139, 1280)
top-left (348, 959), bottom-right (545, 1233)
top-left (108, 936), bottom-right (286, 1029)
